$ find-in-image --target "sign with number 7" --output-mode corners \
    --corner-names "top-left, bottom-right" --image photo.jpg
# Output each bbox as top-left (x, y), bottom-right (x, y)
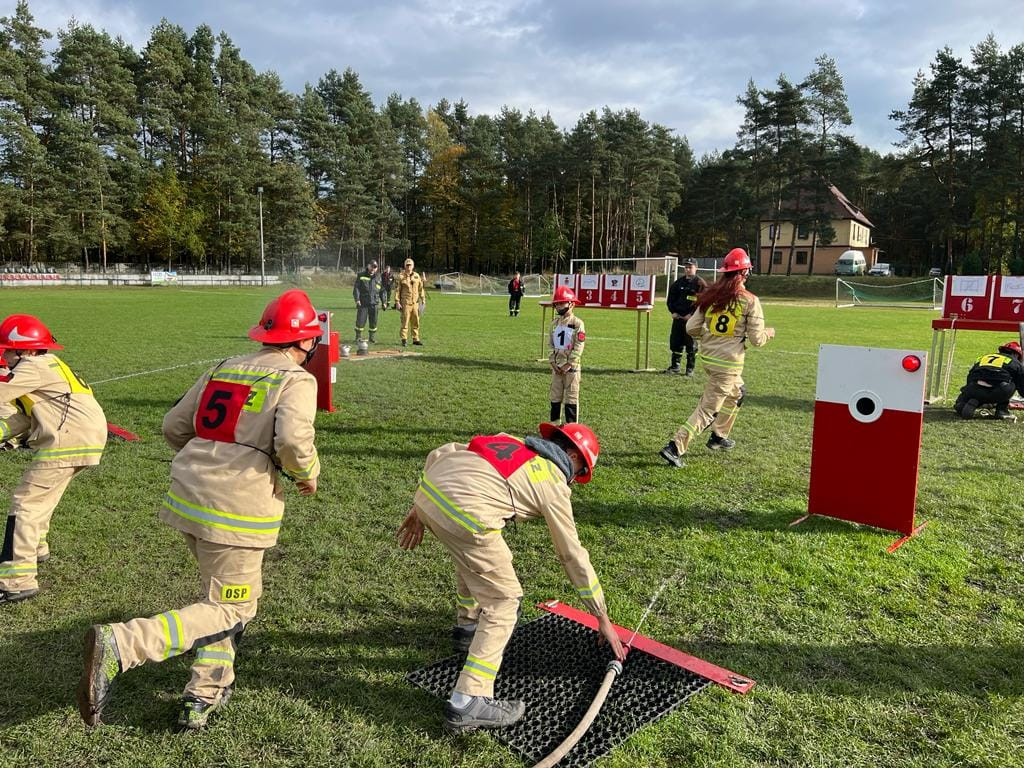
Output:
top-left (992, 275), bottom-right (1024, 321)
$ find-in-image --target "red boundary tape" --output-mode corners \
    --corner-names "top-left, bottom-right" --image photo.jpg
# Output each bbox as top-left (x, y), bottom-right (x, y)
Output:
top-left (537, 600), bottom-right (755, 694)
top-left (106, 422), bottom-right (140, 442)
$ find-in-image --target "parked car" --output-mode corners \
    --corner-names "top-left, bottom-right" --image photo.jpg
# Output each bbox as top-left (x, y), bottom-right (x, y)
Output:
top-left (834, 250), bottom-right (867, 275)
top-left (868, 262), bottom-right (892, 277)
top-left (928, 267), bottom-right (943, 277)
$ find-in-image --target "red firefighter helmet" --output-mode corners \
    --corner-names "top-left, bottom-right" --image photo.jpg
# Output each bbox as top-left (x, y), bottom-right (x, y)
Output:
top-left (722, 248), bottom-right (752, 273)
top-left (0, 314), bottom-right (64, 350)
top-left (552, 285), bottom-right (578, 305)
top-left (538, 422), bottom-right (599, 483)
top-left (998, 341), bottom-right (1023, 360)
top-left (248, 290), bottom-right (323, 344)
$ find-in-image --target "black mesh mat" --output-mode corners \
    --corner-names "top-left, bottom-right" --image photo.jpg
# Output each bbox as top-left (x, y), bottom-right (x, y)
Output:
top-left (407, 613), bottom-right (713, 767)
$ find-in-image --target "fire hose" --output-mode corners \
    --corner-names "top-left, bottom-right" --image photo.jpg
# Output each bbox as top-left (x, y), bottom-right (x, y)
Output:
top-left (531, 657), bottom-right (625, 768)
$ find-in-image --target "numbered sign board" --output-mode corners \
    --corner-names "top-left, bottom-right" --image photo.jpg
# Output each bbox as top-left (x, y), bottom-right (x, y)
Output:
top-left (626, 274), bottom-right (656, 308)
top-left (577, 274), bottom-right (601, 306)
top-left (992, 275), bottom-right (1024, 321)
top-left (555, 273), bottom-right (578, 295)
top-left (601, 274), bottom-right (627, 307)
top-left (942, 275), bottom-right (995, 320)
top-left (807, 345), bottom-right (926, 536)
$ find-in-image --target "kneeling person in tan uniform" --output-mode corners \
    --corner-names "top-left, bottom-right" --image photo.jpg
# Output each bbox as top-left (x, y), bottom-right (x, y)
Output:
top-left (397, 422), bottom-right (625, 733)
top-left (78, 290), bottom-right (322, 730)
top-left (0, 315), bottom-right (107, 605)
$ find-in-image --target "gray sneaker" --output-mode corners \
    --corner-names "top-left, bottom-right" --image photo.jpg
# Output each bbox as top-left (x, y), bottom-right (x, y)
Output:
top-left (659, 442), bottom-right (685, 468)
top-left (178, 685), bottom-right (233, 730)
top-left (707, 433), bottom-right (736, 451)
top-left (78, 624), bottom-right (122, 726)
top-left (444, 695), bottom-right (525, 733)
top-left (0, 587), bottom-right (40, 605)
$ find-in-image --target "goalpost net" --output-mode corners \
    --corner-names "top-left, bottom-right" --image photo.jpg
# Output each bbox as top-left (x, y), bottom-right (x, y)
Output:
top-left (835, 278), bottom-right (944, 309)
top-left (569, 256), bottom-right (678, 301)
top-left (433, 272), bottom-right (551, 297)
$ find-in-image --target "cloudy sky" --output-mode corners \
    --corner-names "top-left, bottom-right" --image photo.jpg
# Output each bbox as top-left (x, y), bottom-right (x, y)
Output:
top-left (22, 0), bottom-right (1024, 156)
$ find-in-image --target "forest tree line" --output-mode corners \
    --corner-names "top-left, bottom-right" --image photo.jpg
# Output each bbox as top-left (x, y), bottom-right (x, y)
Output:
top-left (2, 1), bottom-right (1023, 276)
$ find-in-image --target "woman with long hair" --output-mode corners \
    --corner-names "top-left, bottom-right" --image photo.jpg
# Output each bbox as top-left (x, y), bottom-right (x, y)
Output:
top-left (659, 248), bottom-right (775, 467)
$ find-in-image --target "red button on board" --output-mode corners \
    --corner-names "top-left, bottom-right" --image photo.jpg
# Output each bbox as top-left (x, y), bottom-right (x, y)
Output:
top-left (901, 355), bottom-right (922, 372)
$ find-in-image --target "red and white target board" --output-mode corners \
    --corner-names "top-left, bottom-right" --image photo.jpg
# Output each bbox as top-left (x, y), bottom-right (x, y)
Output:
top-left (799, 344), bottom-right (928, 551)
top-left (552, 273), bottom-right (655, 309)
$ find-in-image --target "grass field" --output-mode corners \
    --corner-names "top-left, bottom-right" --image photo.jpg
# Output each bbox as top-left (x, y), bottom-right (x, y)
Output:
top-left (1, 286), bottom-right (1022, 768)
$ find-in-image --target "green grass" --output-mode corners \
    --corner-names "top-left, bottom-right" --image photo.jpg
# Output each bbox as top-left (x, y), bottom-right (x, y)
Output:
top-left (1, 287), bottom-right (1022, 768)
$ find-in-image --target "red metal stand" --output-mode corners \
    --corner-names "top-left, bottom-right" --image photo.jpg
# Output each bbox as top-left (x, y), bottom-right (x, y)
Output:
top-left (537, 600), bottom-right (755, 694)
top-left (790, 513), bottom-right (929, 554)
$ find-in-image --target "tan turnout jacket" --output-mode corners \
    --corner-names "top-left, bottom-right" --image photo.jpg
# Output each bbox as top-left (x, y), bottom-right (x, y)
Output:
top-left (686, 290), bottom-right (770, 372)
top-left (0, 353), bottom-right (107, 467)
top-left (159, 347), bottom-right (320, 549)
top-left (396, 271), bottom-right (426, 306)
top-left (413, 436), bottom-right (607, 616)
top-left (549, 312), bottom-right (586, 369)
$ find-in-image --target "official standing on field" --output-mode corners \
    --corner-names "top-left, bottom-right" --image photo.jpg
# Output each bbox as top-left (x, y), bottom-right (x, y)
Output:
top-left (664, 258), bottom-right (707, 376)
top-left (660, 248), bottom-right (774, 467)
top-left (0, 315), bottom-right (107, 605)
top-left (78, 289), bottom-right (321, 730)
top-left (507, 272), bottom-right (524, 317)
top-left (353, 260), bottom-right (381, 343)
top-left (396, 422), bottom-right (625, 733)
top-left (396, 258), bottom-right (426, 346)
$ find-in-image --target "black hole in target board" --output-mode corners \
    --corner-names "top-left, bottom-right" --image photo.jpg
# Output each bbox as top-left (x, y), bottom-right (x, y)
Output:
top-left (406, 613), bottom-right (714, 768)
top-left (855, 397), bottom-right (876, 416)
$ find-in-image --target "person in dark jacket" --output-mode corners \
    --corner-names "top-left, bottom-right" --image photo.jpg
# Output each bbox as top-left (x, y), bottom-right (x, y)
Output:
top-left (664, 258), bottom-right (707, 375)
top-left (508, 272), bottom-right (524, 317)
top-left (353, 261), bottom-right (380, 342)
top-left (954, 341), bottom-right (1024, 420)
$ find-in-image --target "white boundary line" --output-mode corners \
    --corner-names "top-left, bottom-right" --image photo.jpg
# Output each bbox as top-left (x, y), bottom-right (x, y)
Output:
top-left (92, 357), bottom-right (232, 385)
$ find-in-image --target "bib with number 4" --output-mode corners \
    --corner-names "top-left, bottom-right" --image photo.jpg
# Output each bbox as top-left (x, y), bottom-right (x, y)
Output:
top-left (552, 325), bottom-right (576, 350)
top-left (706, 307), bottom-right (740, 337)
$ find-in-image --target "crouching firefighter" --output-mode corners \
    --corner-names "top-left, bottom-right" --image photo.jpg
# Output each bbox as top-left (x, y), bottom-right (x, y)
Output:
top-left (954, 341), bottom-right (1024, 420)
top-left (78, 289), bottom-right (321, 730)
top-left (0, 315), bottom-right (107, 605)
top-left (396, 423), bottom-right (626, 733)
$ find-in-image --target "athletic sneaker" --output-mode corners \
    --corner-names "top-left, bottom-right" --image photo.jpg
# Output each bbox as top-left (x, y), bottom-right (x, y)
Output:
top-left (0, 587), bottom-right (39, 605)
top-left (994, 407), bottom-right (1015, 421)
top-left (707, 433), bottom-right (736, 451)
top-left (178, 686), bottom-right (233, 730)
top-left (443, 695), bottom-right (525, 733)
top-left (662, 365), bottom-right (681, 375)
top-left (78, 624), bottom-right (122, 726)
top-left (659, 442), bottom-right (685, 468)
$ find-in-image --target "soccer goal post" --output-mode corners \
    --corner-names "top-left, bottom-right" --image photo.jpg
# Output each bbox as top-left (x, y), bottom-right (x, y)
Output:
top-left (569, 256), bottom-right (678, 301)
top-left (835, 278), bottom-right (944, 310)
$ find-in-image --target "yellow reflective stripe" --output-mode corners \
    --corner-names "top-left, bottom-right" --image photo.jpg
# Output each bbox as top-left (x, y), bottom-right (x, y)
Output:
top-left (195, 649), bottom-right (235, 666)
top-left (0, 564), bottom-right (37, 576)
top-left (35, 446), bottom-right (104, 459)
top-left (212, 369), bottom-right (285, 386)
top-left (456, 593), bottom-right (479, 607)
top-left (698, 353), bottom-right (743, 370)
top-left (419, 477), bottom-right (495, 534)
top-left (159, 613), bottom-right (173, 658)
top-left (162, 491), bottom-right (282, 535)
top-left (0, 421), bottom-right (10, 439)
top-left (578, 578), bottom-right (603, 599)
top-left (285, 453), bottom-right (319, 480)
top-left (682, 422), bottom-right (698, 437)
top-left (463, 655), bottom-right (498, 678)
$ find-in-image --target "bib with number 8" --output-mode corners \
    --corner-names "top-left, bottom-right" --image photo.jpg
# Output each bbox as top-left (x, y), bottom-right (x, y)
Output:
top-left (707, 309), bottom-right (739, 337)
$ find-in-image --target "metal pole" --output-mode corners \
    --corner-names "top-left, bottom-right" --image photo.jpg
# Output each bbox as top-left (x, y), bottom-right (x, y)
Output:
top-left (258, 186), bottom-right (266, 287)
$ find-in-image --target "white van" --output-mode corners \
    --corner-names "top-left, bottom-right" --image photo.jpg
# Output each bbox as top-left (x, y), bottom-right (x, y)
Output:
top-left (835, 250), bottom-right (867, 276)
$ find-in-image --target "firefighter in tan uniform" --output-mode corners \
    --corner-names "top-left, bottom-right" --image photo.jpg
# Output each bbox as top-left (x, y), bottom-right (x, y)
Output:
top-left (0, 315), bottom-right (107, 604)
top-left (396, 422), bottom-right (625, 733)
top-left (396, 257), bottom-right (426, 346)
top-left (549, 285), bottom-right (586, 424)
top-left (79, 289), bottom-right (322, 730)
top-left (660, 248), bottom-right (774, 467)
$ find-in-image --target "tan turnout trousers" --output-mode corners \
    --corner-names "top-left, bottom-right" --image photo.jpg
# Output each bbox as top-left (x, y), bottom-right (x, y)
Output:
top-left (549, 368), bottom-right (581, 406)
top-left (400, 303), bottom-right (421, 342)
top-left (0, 466), bottom-right (83, 590)
top-left (108, 532), bottom-right (264, 703)
top-left (672, 368), bottom-right (744, 454)
top-left (418, 506), bottom-right (522, 697)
